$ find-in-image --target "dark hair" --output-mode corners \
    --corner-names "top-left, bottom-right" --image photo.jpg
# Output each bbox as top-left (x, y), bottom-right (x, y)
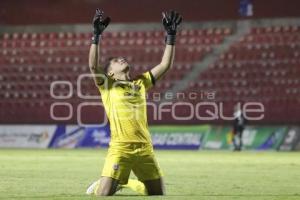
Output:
top-left (104, 57), bottom-right (115, 74)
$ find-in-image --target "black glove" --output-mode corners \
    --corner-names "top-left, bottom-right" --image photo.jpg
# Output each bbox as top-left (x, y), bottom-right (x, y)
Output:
top-left (162, 10), bottom-right (182, 45)
top-left (92, 9), bottom-right (111, 44)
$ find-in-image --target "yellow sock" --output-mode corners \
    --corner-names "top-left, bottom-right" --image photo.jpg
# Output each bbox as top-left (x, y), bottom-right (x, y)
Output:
top-left (122, 179), bottom-right (147, 195)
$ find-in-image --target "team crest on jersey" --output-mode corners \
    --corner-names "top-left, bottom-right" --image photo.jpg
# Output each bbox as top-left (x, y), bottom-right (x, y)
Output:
top-left (113, 163), bottom-right (119, 170)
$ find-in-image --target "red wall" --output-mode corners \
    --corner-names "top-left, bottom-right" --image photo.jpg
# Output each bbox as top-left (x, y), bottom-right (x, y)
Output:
top-left (1, 0), bottom-right (300, 25)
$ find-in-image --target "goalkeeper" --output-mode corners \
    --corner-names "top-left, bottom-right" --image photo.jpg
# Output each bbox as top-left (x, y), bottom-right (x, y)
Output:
top-left (86, 9), bottom-right (182, 196)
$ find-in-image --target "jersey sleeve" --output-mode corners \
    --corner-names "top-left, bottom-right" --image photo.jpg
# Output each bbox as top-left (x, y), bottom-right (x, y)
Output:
top-left (138, 71), bottom-right (156, 91)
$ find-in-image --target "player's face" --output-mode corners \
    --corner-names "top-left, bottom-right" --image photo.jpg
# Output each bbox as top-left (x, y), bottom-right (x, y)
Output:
top-left (110, 57), bottom-right (130, 73)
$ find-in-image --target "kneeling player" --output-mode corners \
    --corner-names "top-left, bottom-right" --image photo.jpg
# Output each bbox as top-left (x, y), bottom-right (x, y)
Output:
top-left (86, 9), bottom-right (182, 196)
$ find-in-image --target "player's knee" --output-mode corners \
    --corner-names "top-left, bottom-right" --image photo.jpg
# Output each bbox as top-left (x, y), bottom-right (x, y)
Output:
top-left (99, 191), bottom-right (111, 196)
top-left (144, 178), bottom-right (165, 196)
top-left (97, 188), bottom-right (116, 196)
top-left (145, 185), bottom-right (165, 195)
top-left (147, 189), bottom-right (165, 196)
top-left (96, 177), bottom-right (118, 196)
top-left (95, 185), bottom-right (116, 196)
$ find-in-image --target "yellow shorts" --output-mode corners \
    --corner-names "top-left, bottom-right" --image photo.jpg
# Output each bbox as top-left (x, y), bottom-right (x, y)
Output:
top-left (101, 142), bottom-right (163, 184)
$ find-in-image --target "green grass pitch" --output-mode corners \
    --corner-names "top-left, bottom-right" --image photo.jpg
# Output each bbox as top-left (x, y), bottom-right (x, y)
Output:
top-left (1, 149), bottom-right (300, 200)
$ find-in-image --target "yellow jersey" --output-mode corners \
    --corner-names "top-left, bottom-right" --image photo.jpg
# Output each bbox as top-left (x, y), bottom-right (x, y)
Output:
top-left (98, 71), bottom-right (155, 144)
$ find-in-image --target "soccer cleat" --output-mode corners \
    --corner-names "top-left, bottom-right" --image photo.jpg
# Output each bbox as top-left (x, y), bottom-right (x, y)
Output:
top-left (122, 179), bottom-right (147, 195)
top-left (86, 180), bottom-right (100, 195)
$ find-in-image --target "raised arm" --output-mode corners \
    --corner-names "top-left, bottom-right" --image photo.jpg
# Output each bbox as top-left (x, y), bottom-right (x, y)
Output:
top-left (150, 11), bottom-right (182, 81)
top-left (88, 9), bottom-right (110, 86)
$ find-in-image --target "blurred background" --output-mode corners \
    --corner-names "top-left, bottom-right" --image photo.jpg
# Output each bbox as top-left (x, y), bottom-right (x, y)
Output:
top-left (0, 0), bottom-right (300, 150)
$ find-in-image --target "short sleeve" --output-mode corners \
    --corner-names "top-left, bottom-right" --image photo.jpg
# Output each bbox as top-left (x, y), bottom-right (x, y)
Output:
top-left (137, 71), bottom-right (155, 91)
